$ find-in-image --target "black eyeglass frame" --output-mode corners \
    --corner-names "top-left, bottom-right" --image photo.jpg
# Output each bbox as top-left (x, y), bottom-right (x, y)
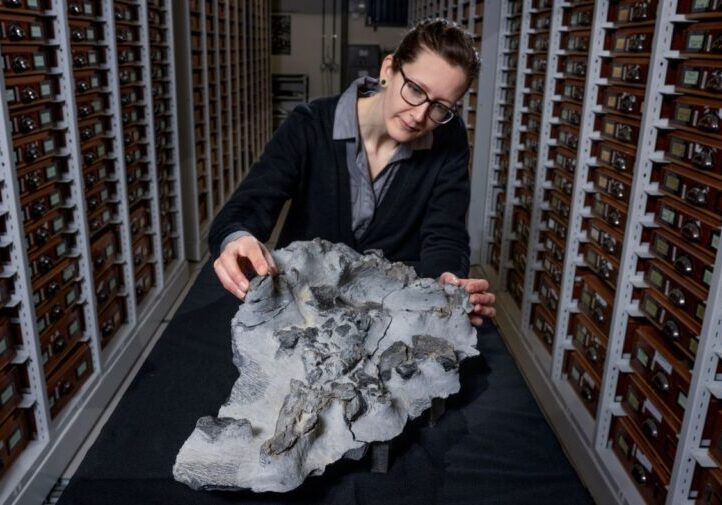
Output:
top-left (397, 67), bottom-right (457, 125)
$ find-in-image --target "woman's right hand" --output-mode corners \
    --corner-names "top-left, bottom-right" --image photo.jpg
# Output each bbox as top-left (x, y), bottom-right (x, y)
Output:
top-left (213, 235), bottom-right (278, 300)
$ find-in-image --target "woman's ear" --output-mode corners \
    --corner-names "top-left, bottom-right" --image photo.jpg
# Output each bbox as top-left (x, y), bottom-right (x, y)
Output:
top-left (379, 54), bottom-right (395, 82)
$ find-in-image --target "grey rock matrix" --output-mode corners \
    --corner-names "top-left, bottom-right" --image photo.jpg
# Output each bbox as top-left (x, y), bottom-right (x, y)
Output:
top-left (173, 239), bottom-right (479, 492)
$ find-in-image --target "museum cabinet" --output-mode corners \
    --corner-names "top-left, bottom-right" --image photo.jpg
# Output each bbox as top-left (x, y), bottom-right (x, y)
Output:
top-left (412, 0), bottom-right (722, 503)
top-left (0, 1), bottom-right (271, 504)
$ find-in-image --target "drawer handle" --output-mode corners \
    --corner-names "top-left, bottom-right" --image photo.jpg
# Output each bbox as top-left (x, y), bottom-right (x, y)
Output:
top-left (60, 380), bottom-right (73, 396)
top-left (600, 262), bottom-right (612, 280)
top-left (52, 336), bottom-right (66, 354)
top-left (46, 281), bottom-right (60, 297)
top-left (624, 65), bottom-right (642, 83)
top-left (619, 94), bottom-right (636, 113)
top-left (641, 418), bottom-right (659, 440)
top-left (38, 255), bottom-right (53, 273)
top-left (585, 346), bottom-right (599, 363)
top-left (21, 86), bottom-right (38, 103)
top-left (602, 236), bottom-right (617, 254)
top-left (681, 222), bottom-right (701, 242)
top-left (712, 35), bottom-right (722, 52)
top-left (609, 181), bottom-right (625, 199)
top-left (673, 255), bottom-right (693, 275)
top-left (630, 2), bottom-right (650, 21)
top-left (706, 71), bottom-right (722, 93)
top-left (652, 371), bottom-right (670, 393)
top-left (50, 304), bottom-right (63, 322)
top-left (631, 463), bottom-right (648, 485)
top-left (102, 320), bottom-right (115, 337)
top-left (692, 147), bottom-right (714, 170)
top-left (668, 288), bottom-right (686, 308)
top-left (73, 54), bottom-right (88, 68)
top-left (686, 186), bottom-right (709, 206)
top-left (607, 210), bottom-right (622, 227)
top-left (662, 319), bottom-right (680, 341)
top-left (627, 36), bottom-right (646, 53)
top-left (35, 228), bottom-right (50, 244)
top-left (580, 386), bottom-right (593, 403)
top-left (94, 255), bottom-right (106, 268)
top-left (12, 56), bottom-right (30, 73)
top-left (30, 201), bottom-right (46, 219)
top-left (698, 111), bottom-right (720, 133)
top-left (24, 144), bottom-right (40, 162)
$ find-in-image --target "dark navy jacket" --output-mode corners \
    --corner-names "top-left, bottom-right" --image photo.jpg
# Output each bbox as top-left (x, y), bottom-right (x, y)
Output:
top-left (208, 94), bottom-right (471, 279)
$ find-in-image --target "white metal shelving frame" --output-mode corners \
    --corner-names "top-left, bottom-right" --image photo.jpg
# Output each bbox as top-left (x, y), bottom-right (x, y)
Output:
top-left (175, 0), bottom-right (271, 261)
top-left (470, 0), bottom-right (722, 504)
top-left (0, 0), bottom-right (189, 503)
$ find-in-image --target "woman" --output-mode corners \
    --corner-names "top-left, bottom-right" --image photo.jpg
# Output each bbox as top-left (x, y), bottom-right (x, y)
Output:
top-left (210, 19), bottom-right (495, 326)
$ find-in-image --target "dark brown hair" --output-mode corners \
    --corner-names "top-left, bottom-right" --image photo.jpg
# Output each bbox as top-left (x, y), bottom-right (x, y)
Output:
top-left (392, 18), bottom-right (481, 91)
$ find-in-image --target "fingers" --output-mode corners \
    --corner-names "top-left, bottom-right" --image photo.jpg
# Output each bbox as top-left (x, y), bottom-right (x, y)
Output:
top-left (213, 258), bottom-right (249, 300)
top-left (471, 304), bottom-right (496, 318)
top-left (438, 272), bottom-right (460, 286)
top-left (470, 316), bottom-right (483, 327)
top-left (470, 292), bottom-right (496, 305)
top-left (214, 235), bottom-right (277, 299)
top-left (260, 244), bottom-right (279, 275)
top-left (245, 242), bottom-right (272, 277)
top-left (458, 277), bottom-right (490, 293)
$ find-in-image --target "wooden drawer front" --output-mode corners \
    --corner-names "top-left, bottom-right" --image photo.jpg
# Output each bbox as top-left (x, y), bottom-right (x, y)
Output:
top-left (531, 303), bottom-right (556, 349)
top-left (46, 343), bottom-right (93, 418)
top-left (17, 154), bottom-right (63, 196)
top-left (39, 306), bottom-right (84, 376)
top-left (617, 372), bottom-right (680, 472)
top-left (98, 297), bottom-right (125, 343)
top-left (649, 228), bottom-right (715, 290)
top-left (610, 416), bottom-right (670, 505)
top-left (28, 234), bottom-right (72, 282)
top-left (629, 326), bottom-right (691, 421)
top-left (639, 288), bottom-right (700, 363)
top-left (695, 466), bottom-right (722, 505)
top-left (655, 164), bottom-right (722, 218)
top-left (94, 263), bottom-right (124, 312)
top-left (24, 207), bottom-right (68, 253)
top-left (0, 318), bottom-right (16, 372)
top-left (35, 281), bottom-right (80, 338)
top-left (91, 229), bottom-right (119, 274)
top-left (134, 263), bottom-right (154, 301)
top-left (644, 260), bottom-right (708, 326)
top-left (577, 275), bottom-right (615, 335)
top-left (0, 367), bottom-right (22, 425)
top-left (610, 0), bottom-right (659, 24)
top-left (564, 350), bottom-right (600, 417)
top-left (570, 313), bottom-right (607, 378)
top-left (0, 408), bottom-right (32, 481)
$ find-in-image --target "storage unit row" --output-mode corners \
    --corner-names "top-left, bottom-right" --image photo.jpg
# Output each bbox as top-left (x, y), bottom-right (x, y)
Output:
top-left (0, 1), bottom-right (271, 504)
top-left (469, 1), bottom-right (722, 504)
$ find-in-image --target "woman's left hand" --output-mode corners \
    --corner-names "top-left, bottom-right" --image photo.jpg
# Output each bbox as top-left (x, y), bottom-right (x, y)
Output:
top-left (439, 272), bottom-right (497, 327)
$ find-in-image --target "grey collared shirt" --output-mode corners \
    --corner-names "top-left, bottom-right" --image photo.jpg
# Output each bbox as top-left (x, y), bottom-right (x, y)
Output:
top-left (333, 76), bottom-right (432, 240)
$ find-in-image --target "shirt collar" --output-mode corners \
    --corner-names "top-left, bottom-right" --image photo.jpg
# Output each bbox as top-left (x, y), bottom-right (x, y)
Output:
top-left (332, 76), bottom-right (433, 151)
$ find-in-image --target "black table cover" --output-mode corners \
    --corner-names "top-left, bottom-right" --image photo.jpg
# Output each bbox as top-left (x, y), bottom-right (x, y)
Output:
top-left (57, 261), bottom-right (594, 505)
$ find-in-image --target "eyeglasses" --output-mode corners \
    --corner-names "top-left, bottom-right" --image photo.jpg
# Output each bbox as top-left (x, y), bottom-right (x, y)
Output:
top-left (398, 67), bottom-right (456, 125)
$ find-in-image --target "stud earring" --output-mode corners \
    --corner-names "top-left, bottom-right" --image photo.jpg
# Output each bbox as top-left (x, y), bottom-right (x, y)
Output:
top-left (380, 79), bottom-right (387, 87)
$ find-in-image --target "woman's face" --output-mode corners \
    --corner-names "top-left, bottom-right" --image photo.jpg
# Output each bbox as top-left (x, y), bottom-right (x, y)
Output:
top-left (380, 48), bottom-right (468, 143)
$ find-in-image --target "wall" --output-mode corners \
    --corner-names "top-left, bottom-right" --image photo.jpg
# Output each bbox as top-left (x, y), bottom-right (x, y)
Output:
top-left (271, 0), bottom-right (343, 99)
top-left (271, 0), bottom-right (411, 99)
